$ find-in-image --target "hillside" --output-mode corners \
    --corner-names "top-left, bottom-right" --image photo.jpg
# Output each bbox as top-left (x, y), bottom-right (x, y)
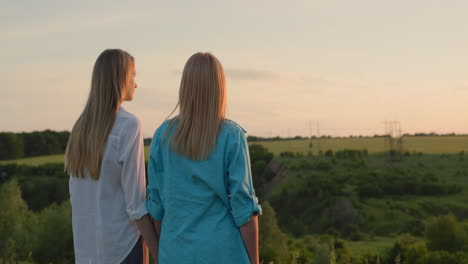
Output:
top-left (1, 139), bottom-right (468, 263)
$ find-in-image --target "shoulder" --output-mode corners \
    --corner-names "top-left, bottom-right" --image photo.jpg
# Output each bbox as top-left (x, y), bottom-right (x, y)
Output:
top-left (152, 119), bottom-right (172, 140)
top-left (117, 107), bottom-right (142, 135)
top-left (223, 119), bottom-right (247, 135)
top-left (221, 120), bottom-right (248, 145)
top-left (221, 120), bottom-right (249, 156)
top-left (118, 107), bottom-right (140, 123)
top-left (115, 108), bottom-right (143, 158)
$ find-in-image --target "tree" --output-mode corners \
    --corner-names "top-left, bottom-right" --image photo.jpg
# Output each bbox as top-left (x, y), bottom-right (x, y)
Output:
top-left (329, 198), bottom-right (361, 233)
top-left (33, 202), bottom-right (74, 263)
top-left (249, 144), bottom-right (275, 200)
top-left (251, 159), bottom-right (269, 198)
top-left (0, 133), bottom-right (24, 160)
top-left (0, 180), bottom-right (29, 260)
top-left (259, 202), bottom-right (290, 263)
top-left (425, 214), bottom-right (466, 252)
top-left (404, 242), bottom-right (428, 264)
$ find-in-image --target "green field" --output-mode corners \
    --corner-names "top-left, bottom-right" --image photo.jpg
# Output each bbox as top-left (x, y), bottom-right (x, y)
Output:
top-left (0, 154), bottom-right (66, 166)
top-left (0, 149), bottom-right (152, 165)
top-left (2, 136), bottom-right (468, 165)
top-left (258, 136), bottom-right (468, 155)
top-left (345, 237), bottom-right (396, 255)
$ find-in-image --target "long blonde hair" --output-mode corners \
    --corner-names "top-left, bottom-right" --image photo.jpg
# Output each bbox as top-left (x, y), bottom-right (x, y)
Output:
top-left (65, 49), bottom-right (135, 179)
top-left (168, 52), bottom-right (227, 160)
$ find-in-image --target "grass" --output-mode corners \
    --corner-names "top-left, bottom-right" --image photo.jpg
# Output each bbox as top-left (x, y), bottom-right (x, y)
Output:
top-left (0, 147), bottom-right (152, 166)
top-left (0, 154), bottom-right (66, 166)
top-left (345, 237), bottom-right (396, 255)
top-left (258, 136), bottom-right (468, 155)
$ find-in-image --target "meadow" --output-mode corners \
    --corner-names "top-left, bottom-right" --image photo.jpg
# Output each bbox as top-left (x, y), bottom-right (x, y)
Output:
top-left (259, 136), bottom-right (468, 155)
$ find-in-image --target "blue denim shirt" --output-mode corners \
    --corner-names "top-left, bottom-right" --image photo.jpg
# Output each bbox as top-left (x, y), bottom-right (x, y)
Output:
top-left (146, 120), bottom-right (261, 263)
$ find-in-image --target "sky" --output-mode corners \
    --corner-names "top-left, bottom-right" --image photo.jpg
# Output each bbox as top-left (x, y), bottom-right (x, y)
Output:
top-left (1, 0), bottom-right (468, 137)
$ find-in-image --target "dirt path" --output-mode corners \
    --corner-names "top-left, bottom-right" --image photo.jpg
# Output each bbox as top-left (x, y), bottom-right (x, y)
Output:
top-left (263, 160), bottom-right (287, 194)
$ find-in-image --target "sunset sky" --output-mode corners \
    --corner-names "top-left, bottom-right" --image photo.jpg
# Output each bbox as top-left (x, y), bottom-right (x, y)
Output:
top-left (2, 0), bottom-right (468, 137)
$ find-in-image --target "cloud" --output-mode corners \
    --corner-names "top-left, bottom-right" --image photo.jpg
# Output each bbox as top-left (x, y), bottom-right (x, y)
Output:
top-left (226, 69), bottom-right (280, 81)
top-left (170, 67), bottom-right (345, 87)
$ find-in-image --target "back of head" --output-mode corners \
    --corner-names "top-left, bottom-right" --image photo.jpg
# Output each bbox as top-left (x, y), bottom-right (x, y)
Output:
top-left (65, 49), bottom-right (135, 179)
top-left (169, 52), bottom-right (227, 160)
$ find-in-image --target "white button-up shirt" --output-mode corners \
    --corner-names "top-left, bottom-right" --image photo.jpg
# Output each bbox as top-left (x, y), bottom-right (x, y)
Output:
top-left (69, 107), bottom-right (148, 264)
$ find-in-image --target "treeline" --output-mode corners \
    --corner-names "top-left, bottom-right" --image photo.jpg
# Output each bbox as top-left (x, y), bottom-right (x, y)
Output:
top-left (0, 131), bottom-right (69, 160)
top-left (248, 135), bottom-right (332, 142)
top-left (248, 133), bottom-right (467, 142)
top-left (2, 130), bottom-right (466, 159)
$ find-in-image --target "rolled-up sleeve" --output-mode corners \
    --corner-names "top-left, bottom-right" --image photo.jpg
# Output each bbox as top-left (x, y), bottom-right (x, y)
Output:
top-left (120, 117), bottom-right (148, 221)
top-left (146, 128), bottom-right (165, 221)
top-left (227, 129), bottom-right (262, 227)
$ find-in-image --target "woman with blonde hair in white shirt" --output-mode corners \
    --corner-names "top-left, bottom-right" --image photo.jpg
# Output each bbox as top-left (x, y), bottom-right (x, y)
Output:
top-left (65, 49), bottom-right (158, 264)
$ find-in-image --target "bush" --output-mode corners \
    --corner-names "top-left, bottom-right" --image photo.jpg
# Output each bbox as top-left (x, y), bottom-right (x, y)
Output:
top-left (335, 149), bottom-right (365, 160)
top-left (385, 234), bottom-right (418, 263)
top-left (249, 144), bottom-right (274, 164)
top-left (280, 151), bottom-right (295, 158)
top-left (295, 152), bottom-right (305, 158)
top-left (313, 243), bottom-right (331, 264)
top-left (425, 214), bottom-right (466, 252)
top-left (404, 241), bottom-right (429, 264)
top-left (20, 176), bottom-right (69, 211)
top-left (290, 160), bottom-right (314, 170)
top-left (349, 231), bottom-right (368, 241)
top-left (313, 160), bottom-right (333, 171)
top-left (359, 184), bottom-right (383, 198)
top-left (329, 199), bottom-right (362, 233)
top-left (419, 250), bottom-right (468, 264)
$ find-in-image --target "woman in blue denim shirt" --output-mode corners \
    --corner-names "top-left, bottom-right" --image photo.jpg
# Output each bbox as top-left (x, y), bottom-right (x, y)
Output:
top-left (146, 52), bottom-right (261, 264)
